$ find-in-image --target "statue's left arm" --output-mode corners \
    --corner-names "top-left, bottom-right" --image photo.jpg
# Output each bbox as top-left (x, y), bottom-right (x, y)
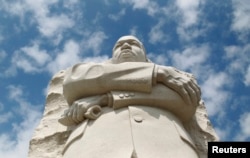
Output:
top-left (110, 84), bottom-right (197, 122)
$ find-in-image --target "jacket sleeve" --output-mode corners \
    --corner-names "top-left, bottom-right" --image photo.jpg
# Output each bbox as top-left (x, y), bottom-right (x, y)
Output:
top-left (110, 84), bottom-right (196, 122)
top-left (63, 62), bottom-right (156, 105)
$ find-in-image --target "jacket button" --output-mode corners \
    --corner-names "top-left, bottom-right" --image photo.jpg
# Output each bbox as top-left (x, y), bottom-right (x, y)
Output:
top-left (119, 94), bottom-right (124, 98)
top-left (133, 116), bottom-right (143, 123)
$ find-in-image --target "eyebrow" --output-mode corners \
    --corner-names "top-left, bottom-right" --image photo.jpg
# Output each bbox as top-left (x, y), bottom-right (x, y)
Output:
top-left (113, 39), bottom-right (142, 51)
top-left (117, 39), bottom-right (140, 44)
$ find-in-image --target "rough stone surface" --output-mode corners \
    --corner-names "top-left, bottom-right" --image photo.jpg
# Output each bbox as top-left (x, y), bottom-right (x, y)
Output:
top-left (28, 70), bottom-right (70, 158)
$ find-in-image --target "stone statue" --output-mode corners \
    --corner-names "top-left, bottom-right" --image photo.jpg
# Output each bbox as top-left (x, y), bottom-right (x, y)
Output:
top-left (28, 36), bottom-right (218, 158)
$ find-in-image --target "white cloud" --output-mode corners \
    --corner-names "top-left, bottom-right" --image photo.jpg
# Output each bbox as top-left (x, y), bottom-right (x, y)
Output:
top-left (224, 44), bottom-right (250, 86)
top-left (23, 0), bottom-right (58, 16)
top-left (0, 0), bottom-right (26, 18)
top-left (174, 0), bottom-right (207, 42)
top-left (9, 32), bottom-right (109, 75)
top-left (224, 45), bottom-right (243, 72)
top-left (0, 0), bottom-right (75, 41)
top-left (25, 0), bottom-right (75, 38)
top-left (176, 0), bottom-right (200, 27)
top-left (8, 85), bottom-right (39, 116)
top-left (0, 50), bottom-right (7, 63)
top-left (0, 134), bottom-right (15, 152)
top-left (108, 8), bottom-right (126, 21)
top-left (176, 26), bottom-right (205, 42)
top-left (63, 0), bottom-right (80, 9)
top-left (45, 33), bottom-right (111, 74)
top-left (120, 0), bottom-right (160, 16)
top-left (147, 53), bottom-right (168, 65)
top-left (47, 40), bottom-right (81, 74)
top-left (45, 37), bottom-right (109, 74)
top-left (129, 26), bottom-right (138, 36)
top-left (214, 126), bottom-right (230, 141)
top-left (201, 72), bottom-right (230, 117)
top-left (8, 85), bottom-right (24, 100)
top-left (148, 19), bottom-right (169, 44)
top-left (231, 0), bottom-right (250, 32)
top-left (38, 15), bottom-right (74, 38)
top-left (12, 43), bottom-right (51, 73)
top-left (21, 43), bottom-right (51, 66)
top-left (244, 66), bottom-right (250, 86)
top-left (235, 112), bottom-right (250, 141)
top-left (240, 113), bottom-right (250, 138)
top-left (0, 85), bottom-right (42, 158)
top-left (0, 102), bottom-right (13, 124)
top-left (170, 44), bottom-right (210, 74)
top-left (0, 112), bottom-right (13, 124)
top-left (0, 111), bottom-right (41, 158)
top-left (82, 31), bottom-right (108, 55)
top-left (2, 65), bottom-right (17, 77)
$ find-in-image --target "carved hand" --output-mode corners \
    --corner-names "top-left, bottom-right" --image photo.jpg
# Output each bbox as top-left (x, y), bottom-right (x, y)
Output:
top-left (59, 95), bottom-right (108, 126)
top-left (157, 66), bottom-right (201, 106)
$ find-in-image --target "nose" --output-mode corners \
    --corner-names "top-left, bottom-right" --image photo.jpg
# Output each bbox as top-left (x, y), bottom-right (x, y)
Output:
top-left (121, 42), bottom-right (131, 50)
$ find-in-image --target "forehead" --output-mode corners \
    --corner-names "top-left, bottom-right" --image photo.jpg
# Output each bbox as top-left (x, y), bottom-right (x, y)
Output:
top-left (116, 36), bottom-right (141, 44)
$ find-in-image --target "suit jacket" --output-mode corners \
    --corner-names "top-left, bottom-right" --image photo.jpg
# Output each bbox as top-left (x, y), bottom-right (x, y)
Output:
top-left (63, 106), bottom-right (198, 158)
top-left (62, 62), bottom-right (198, 158)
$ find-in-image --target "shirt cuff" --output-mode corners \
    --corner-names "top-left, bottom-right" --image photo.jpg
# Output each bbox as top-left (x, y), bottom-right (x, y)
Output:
top-left (107, 92), bottom-right (113, 107)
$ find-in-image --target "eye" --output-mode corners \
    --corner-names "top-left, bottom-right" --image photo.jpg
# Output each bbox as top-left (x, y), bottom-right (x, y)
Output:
top-left (131, 41), bottom-right (140, 47)
top-left (114, 43), bottom-right (121, 50)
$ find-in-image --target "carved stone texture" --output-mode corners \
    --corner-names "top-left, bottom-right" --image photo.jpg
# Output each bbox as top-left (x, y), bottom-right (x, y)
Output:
top-left (28, 70), bottom-right (70, 158)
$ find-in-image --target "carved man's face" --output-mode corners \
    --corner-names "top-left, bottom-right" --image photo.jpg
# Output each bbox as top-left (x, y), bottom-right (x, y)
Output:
top-left (112, 36), bottom-right (147, 63)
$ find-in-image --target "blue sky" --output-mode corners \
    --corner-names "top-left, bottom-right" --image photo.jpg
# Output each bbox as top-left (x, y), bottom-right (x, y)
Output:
top-left (0, 0), bottom-right (250, 157)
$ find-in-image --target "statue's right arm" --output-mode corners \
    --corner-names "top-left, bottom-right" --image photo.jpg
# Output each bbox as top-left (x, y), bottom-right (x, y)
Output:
top-left (63, 62), bottom-right (156, 105)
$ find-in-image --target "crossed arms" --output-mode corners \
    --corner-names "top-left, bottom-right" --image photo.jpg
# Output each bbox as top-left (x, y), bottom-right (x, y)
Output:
top-left (60, 62), bottom-right (201, 125)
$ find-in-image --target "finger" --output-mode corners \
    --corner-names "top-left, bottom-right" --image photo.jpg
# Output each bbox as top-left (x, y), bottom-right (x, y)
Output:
top-left (174, 78), bottom-right (193, 105)
top-left (72, 107), bottom-right (80, 124)
top-left (66, 107), bottom-right (73, 118)
top-left (182, 77), bottom-right (200, 106)
top-left (179, 86), bottom-right (192, 106)
top-left (189, 79), bottom-right (201, 103)
top-left (191, 78), bottom-right (201, 96)
top-left (184, 83), bottom-right (197, 106)
top-left (66, 108), bottom-right (75, 124)
top-left (76, 104), bottom-right (85, 122)
top-left (172, 81), bottom-right (192, 106)
top-left (164, 79), bottom-right (191, 105)
top-left (189, 81), bottom-right (201, 104)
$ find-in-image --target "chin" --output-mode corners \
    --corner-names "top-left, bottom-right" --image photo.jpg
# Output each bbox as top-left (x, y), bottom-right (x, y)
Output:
top-left (117, 58), bottom-right (135, 63)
